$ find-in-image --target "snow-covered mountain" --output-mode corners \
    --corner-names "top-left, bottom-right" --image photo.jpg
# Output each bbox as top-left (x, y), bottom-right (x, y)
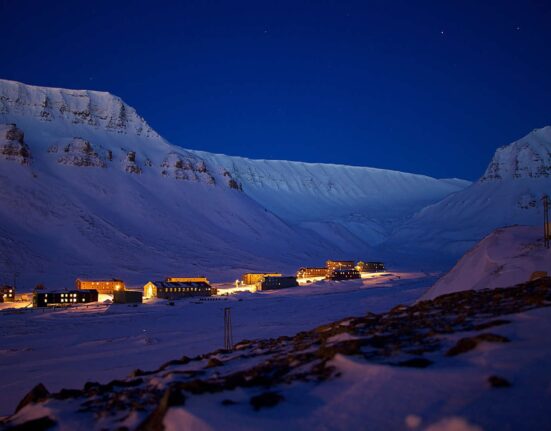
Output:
top-left (388, 126), bottom-right (551, 255)
top-left (0, 79), bottom-right (467, 287)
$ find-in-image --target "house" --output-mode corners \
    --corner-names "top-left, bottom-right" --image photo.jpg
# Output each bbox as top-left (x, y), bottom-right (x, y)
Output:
top-left (356, 261), bottom-right (386, 273)
top-left (256, 276), bottom-right (298, 291)
top-left (143, 280), bottom-right (212, 300)
top-left (75, 279), bottom-right (125, 294)
top-left (242, 273), bottom-right (282, 285)
top-left (326, 260), bottom-right (355, 271)
top-left (113, 290), bottom-right (143, 304)
top-left (326, 269), bottom-right (361, 280)
top-left (0, 285), bottom-right (15, 302)
top-left (296, 267), bottom-right (328, 278)
top-left (33, 289), bottom-right (98, 307)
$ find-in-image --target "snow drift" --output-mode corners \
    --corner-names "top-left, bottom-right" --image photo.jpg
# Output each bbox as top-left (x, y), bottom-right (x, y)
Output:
top-left (422, 225), bottom-right (551, 300)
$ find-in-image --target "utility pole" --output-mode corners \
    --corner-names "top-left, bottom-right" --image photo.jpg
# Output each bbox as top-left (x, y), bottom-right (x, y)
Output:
top-left (544, 194), bottom-right (550, 249)
top-left (224, 307), bottom-right (233, 352)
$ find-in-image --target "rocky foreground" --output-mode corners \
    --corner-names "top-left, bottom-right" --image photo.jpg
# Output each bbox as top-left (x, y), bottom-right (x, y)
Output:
top-left (2, 278), bottom-right (551, 431)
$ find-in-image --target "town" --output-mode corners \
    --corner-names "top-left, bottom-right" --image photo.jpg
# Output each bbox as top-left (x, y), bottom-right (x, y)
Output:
top-left (0, 260), bottom-right (386, 308)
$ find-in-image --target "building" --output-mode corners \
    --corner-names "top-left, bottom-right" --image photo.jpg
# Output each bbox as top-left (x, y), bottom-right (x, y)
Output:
top-left (0, 285), bottom-right (15, 302)
top-left (143, 281), bottom-right (212, 300)
top-left (242, 273), bottom-right (282, 285)
top-left (326, 269), bottom-right (361, 280)
top-left (33, 289), bottom-right (98, 307)
top-left (256, 276), bottom-right (298, 291)
top-left (356, 261), bottom-right (386, 273)
top-left (75, 279), bottom-right (125, 294)
top-left (326, 260), bottom-right (355, 271)
top-left (113, 290), bottom-right (143, 304)
top-left (166, 277), bottom-right (209, 283)
top-left (296, 267), bottom-right (328, 278)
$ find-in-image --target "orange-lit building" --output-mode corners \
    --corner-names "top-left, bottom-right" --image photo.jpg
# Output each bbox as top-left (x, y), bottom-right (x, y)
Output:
top-left (256, 276), bottom-right (298, 291)
top-left (0, 285), bottom-right (15, 302)
top-left (165, 277), bottom-right (209, 283)
top-left (326, 260), bottom-right (355, 271)
top-left (296, 267), bottom-right (328, 278)
top-left (241, 273), bottom-right (282, 285)
top-left (144, 280), bottom-right (212, 299)
top-left (75, 279), bottom-right (125, 294)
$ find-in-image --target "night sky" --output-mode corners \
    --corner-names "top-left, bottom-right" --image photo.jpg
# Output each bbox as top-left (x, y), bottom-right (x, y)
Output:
top-left (1, 0), bottom-right (550, 180)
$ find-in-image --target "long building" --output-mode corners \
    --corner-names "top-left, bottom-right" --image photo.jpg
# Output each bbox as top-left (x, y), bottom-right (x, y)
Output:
top-left (296, 267), bottom-right (327, 278)
top-left (326, 260), bottom-right (355, 271)
top-left (143, 281), bottom-right (212, 300)
top-left (34, 289), bottom-right (98, 307)
top-left (356, 261), bottom-right (386, 273)
top-left (165, 277), bottom-right (209, 283)
top-left (326, 269), bottom-right (361, 280)
top-left (242, 273), bottom-right (282, 285)
top-left (76, 279), bottom-right (125, 294)
top-left (256, 276), bottom-right (298, 291)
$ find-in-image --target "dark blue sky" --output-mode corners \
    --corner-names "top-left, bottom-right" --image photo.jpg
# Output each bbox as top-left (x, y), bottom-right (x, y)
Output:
top-left (1, 0), bottom-right (550, 180)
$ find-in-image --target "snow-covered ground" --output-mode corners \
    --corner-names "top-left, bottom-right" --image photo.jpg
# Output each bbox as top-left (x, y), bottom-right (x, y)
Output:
top-left (422, 225), bottom-right (551, 300)
top-left (0, 271), bottom-right (431, 416)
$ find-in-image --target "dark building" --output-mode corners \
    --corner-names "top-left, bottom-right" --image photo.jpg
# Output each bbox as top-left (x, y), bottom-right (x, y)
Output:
top-left (356, 261), bottom-right (386, 273)
top-left (0, 285), bottom-right (15, 302)
top-left (242, 273), bottom-right (282, 285)
top-left (296, 267), bottom-right (328, 278)
top-left (257, 276), bottom-right (299, 291)
top-left (33, 289), bottom-right (99, 307)
top-left (326, 269), bottom-right (361, 280)
top-left (113, 290), bottom-right (143, 304)
top-left (144, 281), bottom-right (212, 299)
top-left (326, 260), bottom-right (355, 271)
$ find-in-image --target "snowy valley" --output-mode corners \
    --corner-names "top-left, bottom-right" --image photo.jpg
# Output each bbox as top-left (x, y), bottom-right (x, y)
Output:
top-left (1, 79), bottom-right (549, 287)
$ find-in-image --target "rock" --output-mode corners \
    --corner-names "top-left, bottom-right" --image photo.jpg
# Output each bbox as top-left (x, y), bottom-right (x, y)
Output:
top-left (488, 375), bottom-right (512, 388)
top-left (0, 124), bottom-right (31, 164)
top-left (3, 416), bottom-right (56, 431)
top-left (396, 357), bottom-right (433, 368)
top-left (57, 138), bottom-right (106, 167)
top-left (250, 391), bottom-right (284, 411)
top-left (136, 386), bottom-right (186, 431)
top-left (15, 383), bottom-right (49, 413)
top-left (446, 333), bottom-right (510, 357)
top-left (206, 358), bottom-right (224, 368)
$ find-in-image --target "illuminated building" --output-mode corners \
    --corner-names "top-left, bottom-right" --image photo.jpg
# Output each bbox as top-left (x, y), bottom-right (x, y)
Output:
top-left (241, 273), bottom-right (282, 285)
top-left (296, 267), bottom-right (328, 278)
top-left (143, 280), bottom-right (212, 299)
top-left (326, 260), bottom-right (355, 271)
top-left (165, 277), bottom-right (209, 283)
top-left (326, 269), bottom-right (361, 280)
top-left (33, 289), bottom-right (99, 307)
top-left (356, 261), bottom-right (386, 273)
top-left (0, 285), bottom-right (15, 302)
top-left (75, 279), bottom-right (125, 294)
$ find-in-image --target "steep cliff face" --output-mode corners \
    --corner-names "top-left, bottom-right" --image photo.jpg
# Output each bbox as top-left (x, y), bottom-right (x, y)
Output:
top-left (481, 126), bottom-right (551, 181)
top-left (0, 79), bottom-right (157, 138)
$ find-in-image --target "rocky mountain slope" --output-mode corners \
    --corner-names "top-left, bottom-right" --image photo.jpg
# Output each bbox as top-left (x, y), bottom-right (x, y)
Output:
top-left (3, 277), bottom-right (550, 430)
top-left (0, 79), bottom-right (468, 286)
top-left (388, 126), bottom-right (551, 255)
